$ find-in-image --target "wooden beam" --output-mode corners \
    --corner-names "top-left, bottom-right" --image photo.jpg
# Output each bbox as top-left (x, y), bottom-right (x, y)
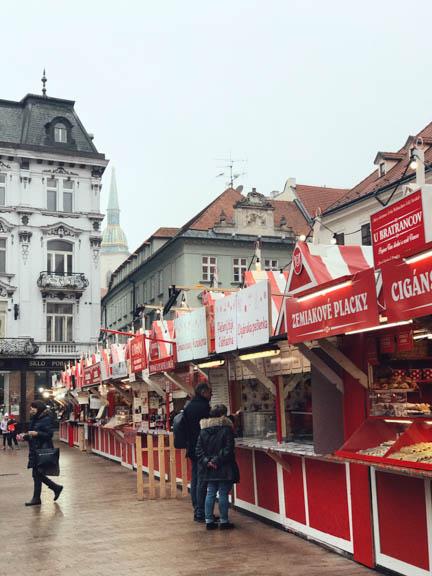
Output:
top-left (318, 338), bottom-right (368, 389)
top-left (241, 360), bottom-right (276, 395)
top-left (147, 434), bottom-right (156, 499)
top-left (168, 432), bottom-right (177, 499)
top-left (142, 374), bottom-right (165, 397)
top-left (158, 434), bottom-right (166, 498)
top-left (163, 371), bottom-right (194, 396)
top-left (181, 449), bottom-right (188, 497)
top-left (136, 434), bottom-right (144, 500)
top-left (111, 381), bottom-right (132, 406)
top-left (265, 450), bottom-right (291, 473)
top-left (297, 343), bottom-right (344, 393)
top-left (283, 374), bottom-right (303, 400)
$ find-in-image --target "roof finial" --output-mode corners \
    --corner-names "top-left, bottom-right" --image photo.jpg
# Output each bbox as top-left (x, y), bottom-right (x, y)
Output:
top-left (41, 68), bottom-right (47, 97)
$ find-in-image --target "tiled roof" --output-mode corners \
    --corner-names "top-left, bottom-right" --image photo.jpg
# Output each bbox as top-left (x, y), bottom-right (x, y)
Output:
top-left (0, 93), bottom-right (103, 158)
top-left (152, 227), bottom-right (179, 238)
top-left (295, 184), bottom-right (349, 218)
top-left (326, 120), bottom-right (432, 213)
top-left (270, 200), bottom-right (309, 235)
top-left (189, 188), bottom-right (244, 230)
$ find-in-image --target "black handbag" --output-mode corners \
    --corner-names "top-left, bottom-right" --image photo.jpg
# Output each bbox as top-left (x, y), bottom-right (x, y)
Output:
top-left (36, 447), bottom-right (60, 476)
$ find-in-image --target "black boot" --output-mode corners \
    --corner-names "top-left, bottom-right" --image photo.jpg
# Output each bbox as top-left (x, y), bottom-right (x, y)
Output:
top-left (53, 485), bottom-right (63, 501)
top-left (25, 498), bottom-right (41, 506)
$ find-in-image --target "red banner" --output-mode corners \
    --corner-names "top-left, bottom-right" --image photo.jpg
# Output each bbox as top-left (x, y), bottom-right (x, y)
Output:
top-left (130, 334), bottom-right (147, 373)
top-left (371, 190), bottom-right (425, 268)
top-left (381, 253), bottom-right (432, 322)
top-left (148, 356), bottom-right (175, 374)
top-left (83, 363), bottom-right (101, 387)
top-left (286, 268), bottom-right (379, 344)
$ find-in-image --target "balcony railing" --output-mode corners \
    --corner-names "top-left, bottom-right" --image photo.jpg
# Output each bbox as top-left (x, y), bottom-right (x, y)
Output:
top-left (36, 342), bottom-right (95, 356)
top-left (37, 271), bottom-right (89, 299)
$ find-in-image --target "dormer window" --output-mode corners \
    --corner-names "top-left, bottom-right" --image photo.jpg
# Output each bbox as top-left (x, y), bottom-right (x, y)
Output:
top-left (379, 162), bottom-right (386, 177)
top-left (54, 123), bottom-right (67, 143)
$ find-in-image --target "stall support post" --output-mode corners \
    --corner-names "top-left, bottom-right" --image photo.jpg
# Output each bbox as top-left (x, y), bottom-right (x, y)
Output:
top-left (158, 434), bottom-right (166, 498)
top-left (165, 391), bottom-right (171, 431)
top-left (180, 449), bottom-right (188, 497)
top-left (274, 376), bottom-right (285, 443)
top-left (147, 434), bottom-right (156, 499)
top-left (168, 432), bottom-right (177, 498)
top-left (136, 434), bottom-right (144, 500)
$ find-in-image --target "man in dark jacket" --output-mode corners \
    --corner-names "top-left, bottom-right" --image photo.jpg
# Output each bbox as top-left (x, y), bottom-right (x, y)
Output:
top-left (21, 400), bottom-right (63, 506)
top-left (183, 383), bottom-right (211, 522)
top-left (196, 404), bottom-right (239, 530)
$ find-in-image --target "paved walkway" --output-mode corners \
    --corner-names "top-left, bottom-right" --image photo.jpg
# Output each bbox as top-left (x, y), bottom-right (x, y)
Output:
top-left (0, 441), bottom-right (373, 576)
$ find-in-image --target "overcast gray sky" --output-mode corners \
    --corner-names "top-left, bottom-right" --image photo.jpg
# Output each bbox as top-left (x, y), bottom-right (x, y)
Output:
top-left (3, 0), bottom-right (432, 251)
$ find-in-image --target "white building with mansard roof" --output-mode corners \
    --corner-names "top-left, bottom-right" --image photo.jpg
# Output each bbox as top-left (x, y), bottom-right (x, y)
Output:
top-left (0, 76), bottom-right (108, 421)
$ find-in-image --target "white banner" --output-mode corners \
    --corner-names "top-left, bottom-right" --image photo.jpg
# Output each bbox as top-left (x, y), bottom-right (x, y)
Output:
top-left (236, 280), bottom-right (270, 349)
top-left (215, 281), bottom-right (270, 353)
top-left (175, 307), bottom-right (209, 362)
top-left (215, 293), bottom-right (237, 353)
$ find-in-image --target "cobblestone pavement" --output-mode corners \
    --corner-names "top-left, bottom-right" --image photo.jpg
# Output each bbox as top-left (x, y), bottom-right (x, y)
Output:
top-left (0, 441), bottom-right (374, 576)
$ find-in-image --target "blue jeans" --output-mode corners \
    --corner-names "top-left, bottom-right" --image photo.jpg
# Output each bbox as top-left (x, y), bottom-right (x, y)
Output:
top-left (205, 480), bottom-right (233, 524)
top-left (190, 459), bottom-right (207, 519)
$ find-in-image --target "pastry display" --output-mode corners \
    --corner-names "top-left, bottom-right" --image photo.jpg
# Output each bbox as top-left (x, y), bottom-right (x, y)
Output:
top-left (389, 442), bottom-right (432, 463)
top-left (372, 370), bottom-right (416, 391)
top-left (357, 440), bottom-right (395, 457)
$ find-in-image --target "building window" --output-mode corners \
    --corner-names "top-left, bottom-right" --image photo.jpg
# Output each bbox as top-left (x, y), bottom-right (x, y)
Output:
top-left (158, 271), bottom-right (163, 295)
top-left (150, 275), bottom-right (156, 299)
top-left (361, 223), bottom-right (371, 246)
top-left (379, 162), bottom-right (386, 177)
top-left (47, 240), bottom-right (73, 274)
top-left (334, 233), bottom-right (345, 246)
top-left (0, 239), bottom-right (6, 273)
top-left (62, 180), bottom-right (73, 212)
top-left (54, 123), bottom-right (67, 143)
top-left (233, 258), bottom-right (247, 283)
top-left (202, 256), bottom-right (217, 282)
top-left (46, 302), bottom-right (73, 342)
top-left (47, 178), bottom-right (57, 211)
top-left (0, 174), bottom-right (5, 206)
top-left (264, 259), bottom-right (279, 271)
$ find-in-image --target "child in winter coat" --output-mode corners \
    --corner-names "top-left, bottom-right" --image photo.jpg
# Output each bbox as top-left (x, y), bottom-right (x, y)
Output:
top-left (196, 404), bottom-right (239, 530)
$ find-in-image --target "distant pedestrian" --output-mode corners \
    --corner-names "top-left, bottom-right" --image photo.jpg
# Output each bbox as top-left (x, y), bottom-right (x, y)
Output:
top-left (1, 413), bottom-right (12, 450)
top-left (20, 400), bottom-right (63, 506)
top-left (183, 383), bottom-right (212, 522)
top-left (7, 415), bottom-right (19, 448)
top-left (196, 404), bottom-right (239, 530)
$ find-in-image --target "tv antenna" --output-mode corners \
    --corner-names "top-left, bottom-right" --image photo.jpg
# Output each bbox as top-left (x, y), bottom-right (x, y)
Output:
top-left (215, 153), bottom-right (247, 188)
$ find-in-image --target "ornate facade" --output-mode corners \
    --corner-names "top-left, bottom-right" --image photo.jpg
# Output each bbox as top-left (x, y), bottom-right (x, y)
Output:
top-left (0, 88), bottom-right (108, 420)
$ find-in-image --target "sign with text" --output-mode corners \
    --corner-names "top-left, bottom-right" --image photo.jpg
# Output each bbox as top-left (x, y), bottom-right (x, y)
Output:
top-left (175, 307), bottom-right (209, 362)
top-left (148, 355), bottom-right (175, 374)
top-left (130, 334), bottom-right (147, 373)
top-left (214, 281), bottom-right (271, 353)
top-left (236, 280), bottom-right (271, 349)
top-left (371, 189), bottom-right (429, 268)
top-left (215, 293), bottom-right (237, 353)
top-left (286, 268), bottom-right (379, 344)
top-left (381, 254), bottom-right (432, 322)
top-left (83, 363), bottom-right (101, 387)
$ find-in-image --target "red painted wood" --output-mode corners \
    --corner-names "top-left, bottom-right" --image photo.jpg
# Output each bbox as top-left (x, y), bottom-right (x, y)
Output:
top-left (255, 450), bottom-right (279, 513)
top-left (350, 463), bottom-right (374, 568)
top-left (282, 455), bottom-right (306, 524)
top-left (342, 334), bottom-right (369, 440)
top-left (306, 459), bottom-right (350, 541)
top-left (68, 424), bottom-right (74, 447)
top-left (235, 448), bottom-right (255, 504)
top-left (376, 471), bottom-right (429, 571)
top-left (274, 377), bottom-right (282, 443)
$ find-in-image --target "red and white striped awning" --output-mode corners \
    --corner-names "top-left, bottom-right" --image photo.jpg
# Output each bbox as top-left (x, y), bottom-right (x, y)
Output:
top-left (287, 241), bottom-right (374, 296)
top-left (244, 270), bottom-right (289, 336)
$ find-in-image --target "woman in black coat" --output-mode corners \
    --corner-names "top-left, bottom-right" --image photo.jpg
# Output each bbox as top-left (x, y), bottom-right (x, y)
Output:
top-left (20, 400), bottom-right (63, 506)
top-left (196, 404), bottom-right (239, 530)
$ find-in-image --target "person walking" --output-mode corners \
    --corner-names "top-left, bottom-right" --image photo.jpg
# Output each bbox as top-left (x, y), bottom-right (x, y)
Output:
top-left (20, 400), bottom-right (63, 506)
top-left (1, 413), bottom-right (12, 450)
top-left (196, 404), bottom-right (239, 530)
top-left (183, 382), bottom-right (212, 522)
top-left (7, 415), bottom-right (19, 448)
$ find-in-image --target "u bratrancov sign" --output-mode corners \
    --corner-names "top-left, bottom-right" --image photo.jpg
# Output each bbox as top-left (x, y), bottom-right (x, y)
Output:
top-left (370, 187), bottom-right (432, 268)
top-left (286, 268), bottom-right (379, 344)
